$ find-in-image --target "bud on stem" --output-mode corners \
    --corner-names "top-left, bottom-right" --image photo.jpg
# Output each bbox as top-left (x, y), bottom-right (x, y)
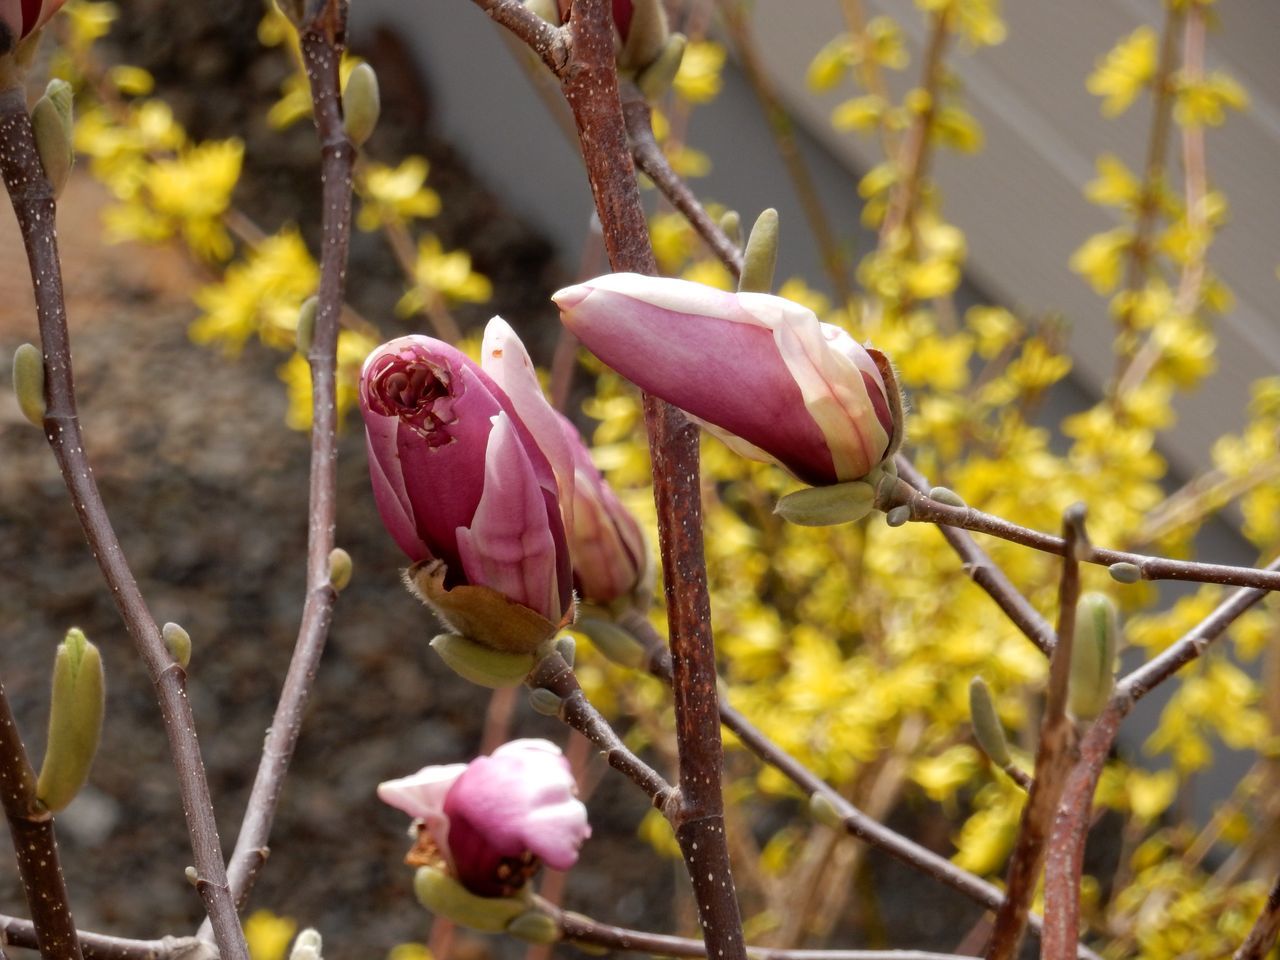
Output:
top-left (1068, 592), bottom-right (1120, 720)
top-left (413, 865), bottom-right (529, 932)
top-left (12, 343), bottom-right (45, 427)
top-left (31, 78), bottom-right (73, 197)
top-left (968, 676), bottom-right (1011, 768)
top-left (162, 622), bottom-right (192, 669)
top-left (738, 208), bottom-right (779, 294)
top-left (342, 63), bottom-right (380, 147)
top-left (36, 628), bottom-right (104, 813)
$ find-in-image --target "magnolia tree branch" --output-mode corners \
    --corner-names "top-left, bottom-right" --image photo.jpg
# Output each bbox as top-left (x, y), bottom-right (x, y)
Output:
top-left (464, 0), bottom-right (749, 954)
top-left (0, 677), bottom-right (81, 960)
top-left (1234, 871), bottom-right (1280, 960)
top-left (0, 916), bottom-right (209, 960)
top-left (0, 86), bottom-right (248, 960)
top-left (216, 3), bottom-right (354, 922)
top-left (985, 508), bottom-right (1085, 960)
top-left (615, 613), bottom-right (1100, 960)
top-left (878, 477), bottom-right (1280, 593)
top-left (1039, 568), bottom-right (1278, 959)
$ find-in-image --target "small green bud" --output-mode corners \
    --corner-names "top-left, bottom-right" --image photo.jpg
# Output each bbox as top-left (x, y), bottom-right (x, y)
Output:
top-left (507, 910), bottom-right (561, 944)
top-left (36, 628), bottom-right (105, 813)
top-left (555, 634), bottom-right (576, 669)
top-left (808, 792), bottom-right (846, 830)
top-left (185, 866), bottom-right (199, 885)
top-left (413, 865), bottom-right (528, 932)
top-left (618, 0), bottom-right (670, 74)
top-left (12, 342), bottom-right (45, 427)
top-left (292, 930), bottom-right (322, 956)
top-left (162, 622), bottom-right (192, 669)
top-left (968, 677), bottom-right (1011, 767)
top-left (31, 78), bottom-right (74, 197)
top-left (774, 481), bottom-right (875, 527)
top-left (576, 615), bottom-right (648, 669)
top-left (430, 633), bottom-right (535, 688)
top-left (885, 505), bottom-right (911, 527)
top-left (296, 296), bottom-right (318, 354)
top-left (342, 63), bottom-right (380, 147)
top-left (328, 547), bottom-right (353, 592)
top-left (1068, 592), bottom-right (1120, 720)
top-left (928, 486), bottom-right (967, 508)
top-left (1108, 561), bottom-right (1142, 584)
top-left (636, 32), bottom-right (686, 100)
top-left (738, 208), bottom-right (779, 294)
top-left (719, 210), bottom-right (742, 249)
top-left (528, 688), bottom-right (562, 717)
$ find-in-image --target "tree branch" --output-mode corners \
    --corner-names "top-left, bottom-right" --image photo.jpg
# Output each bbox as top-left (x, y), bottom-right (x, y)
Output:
top-left (0, 84), bottom-right (247, 960)
top-left (0, 916), bottom-right (209, 960)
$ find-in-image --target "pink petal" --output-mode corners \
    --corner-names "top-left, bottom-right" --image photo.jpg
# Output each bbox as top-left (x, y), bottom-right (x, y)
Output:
top-left (554, 275), bottom-right (838, 484)
top-left (378, 763), bottom-right (467, 865)
top-left (455, 413), bottom-right (562, 620)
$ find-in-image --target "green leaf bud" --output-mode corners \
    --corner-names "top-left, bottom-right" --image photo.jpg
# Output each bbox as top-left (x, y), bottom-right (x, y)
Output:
top-left (1068, 592), bottom-right (1120, 720)
top-left (328, 547), bottom-right (352, 592)
top-left (968, 676), bottom-right (1011, 767)
top-left (636, 32), bottom-right (686, 101)
top-left (555, 634), bottom-right (576, 669)
top-left (185, 866), bottom-right (199, 885)
top-left (885, 504), bottom-right (911, 527)
top-left (342, 63), bottom-right (380, 147)
top-left (507, 910), bottom-right (561, 944)
top-left (1108, 561), bottom-right (1142, 584)
top-left (808, 791), bottom-right (846, 830)
top-left (291, 930), bottom-right (322, 956)
top-left (774, 480), bottom-right (875, 527)
top-left (12, 342), bottom-right (45, 427)
top-left (576, 615), bottom-right (648, 669)
top-left (31, 78), bottom-right (73, 197)
top-left (528, 687), bottom-right (562, 717)
top-left (618, 0), bottom-right (670, 74)
top-left (296, 296), bottom-right (318, 354)
top-left (162, 622), bottom-right (192, 669)
top-left (719, 209), bottom-right (742, 249)
top-left (738, 208), bottom-right (779, 294)
top-left (413, 865), bottom-right (528, 932)
top-left (928, 486), bottom-right (967, 508)
top-left (429, 633), bottom-right (535, 688)
top-left (36, 628), bottom-right (105, 813)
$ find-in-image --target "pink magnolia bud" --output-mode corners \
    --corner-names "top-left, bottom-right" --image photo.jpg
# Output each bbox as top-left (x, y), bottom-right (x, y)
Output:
top-left (559, 414), bottom-right (649, 606)
top-left (553, 274), bottom-right (901, 486)
top-left (0, 0), bottom-right (66, 53)
top-left (378, 739), bottom-right (591, 898)
top-left (359, 336), bottom-right (572, 625)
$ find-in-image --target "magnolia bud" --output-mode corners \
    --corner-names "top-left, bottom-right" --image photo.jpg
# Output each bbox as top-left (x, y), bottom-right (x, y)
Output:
top-left (413, 865), bottom-right (529, 933)
top-left (885, 505), bottom-right (911, 527)
top-left (528, 687), bottom-right (563, 717)
top-left (774, 481), bottom-right (875, 527)
top-left (968, 677), bottom-right (1011, 767)
top-left (929, 486), bottom-right (967, 508)
top-left (296, 296), bottom-right (317, 354)
top-left (636, 32), bottom-right (686, 100)
top-left (12, 342), bottom-right (45, 427)
top-left (162, 622), bottom-right (192, 669)
top-left (719, 210), bottom-right (742, 249)
top-left (1068, 592), bottom-right (1120, 720)
top-left (31, 78), bottom-right (73, 196)
top-left (328, 547), bottom-right (352, 592)
top-left (342, 63), bottom-right (380, 147)
top-left (1108, 562), bottom-right (1142, 584)
top-left (555, 634), bottom-right (576, 669)
top-left (290, 930), bottom-right (322, 960)
top-left (36, 628), bottom-right (105, 813)
top-left (808, 792), bottom-right (845, 830)
top-left (739, 208), bottom-right (779, 294)
top-left (429, 633), bottom-right (535, 689)
top-left (507, 910), bottom-right (561, 944)
top-left (617, 0), bottom-right (669, 74)
top-left (576, 615), bottom-right (648, 669)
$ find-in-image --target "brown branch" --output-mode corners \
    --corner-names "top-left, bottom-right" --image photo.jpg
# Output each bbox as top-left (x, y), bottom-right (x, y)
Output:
top-left (985, 507), bottom-right (1086, 960)
top-left (1234, 870), bottom-right (1280, 960)
top-left (0, 917), bottom-right (208, 960)
top-left (471, 0), bottom-right (569, 73)
top-left (0, 85), bottom-right (247, 960)
top-left (615, 613), bottom-right (1100, 960)
top-left (877, 476), bottom-right (1280, 594)
top-left (0, 676), bottom-right (80, 960)
top-left (622, 85), bottom-right (744, 277)
top-left (716, 0), bottom-right (853, 304)
top-left (528, 653), bottom-right (673, 807)
top-left (217, 4), bottom-right (354, 921)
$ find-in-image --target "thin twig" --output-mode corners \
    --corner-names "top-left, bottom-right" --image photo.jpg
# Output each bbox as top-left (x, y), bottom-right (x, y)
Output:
top-left (877, 476), bottom-right (1280, 594)
top-left (0, 85), bottom-right (248, 960)
top-left (0, 676), bottom-right (81, 960)
top-left (985, 507), bottom-right (1086, 960)
top-left (217, 1), bottom-right (353, 921)
top-left (1233, 870), bottom-right (1280, 960)
top-left (716, 0), bottom-right (852, 304)
top-left (0, 917), bottom-right (209, 960)
top-left (548, 900), bottom-right (978, 960)
top-left (471, 0), bottom-right (569, 73)
top-left (529, 653), bottom-right (673, 806)
top-left (615, 612), bottom-right (1100, 960)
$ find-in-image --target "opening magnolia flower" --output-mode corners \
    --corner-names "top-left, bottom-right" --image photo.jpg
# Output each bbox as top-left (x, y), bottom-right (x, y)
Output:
top-left (378, 739), bottom-right (591, 898)
top-left (0, 0), bottom-right (66, 53)
top-left (553, 273), bottom-right (903, 487)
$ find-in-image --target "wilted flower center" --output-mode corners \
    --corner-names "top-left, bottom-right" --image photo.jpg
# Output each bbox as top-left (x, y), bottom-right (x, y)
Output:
top-left (365, 352), bottom-right (459, 445)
